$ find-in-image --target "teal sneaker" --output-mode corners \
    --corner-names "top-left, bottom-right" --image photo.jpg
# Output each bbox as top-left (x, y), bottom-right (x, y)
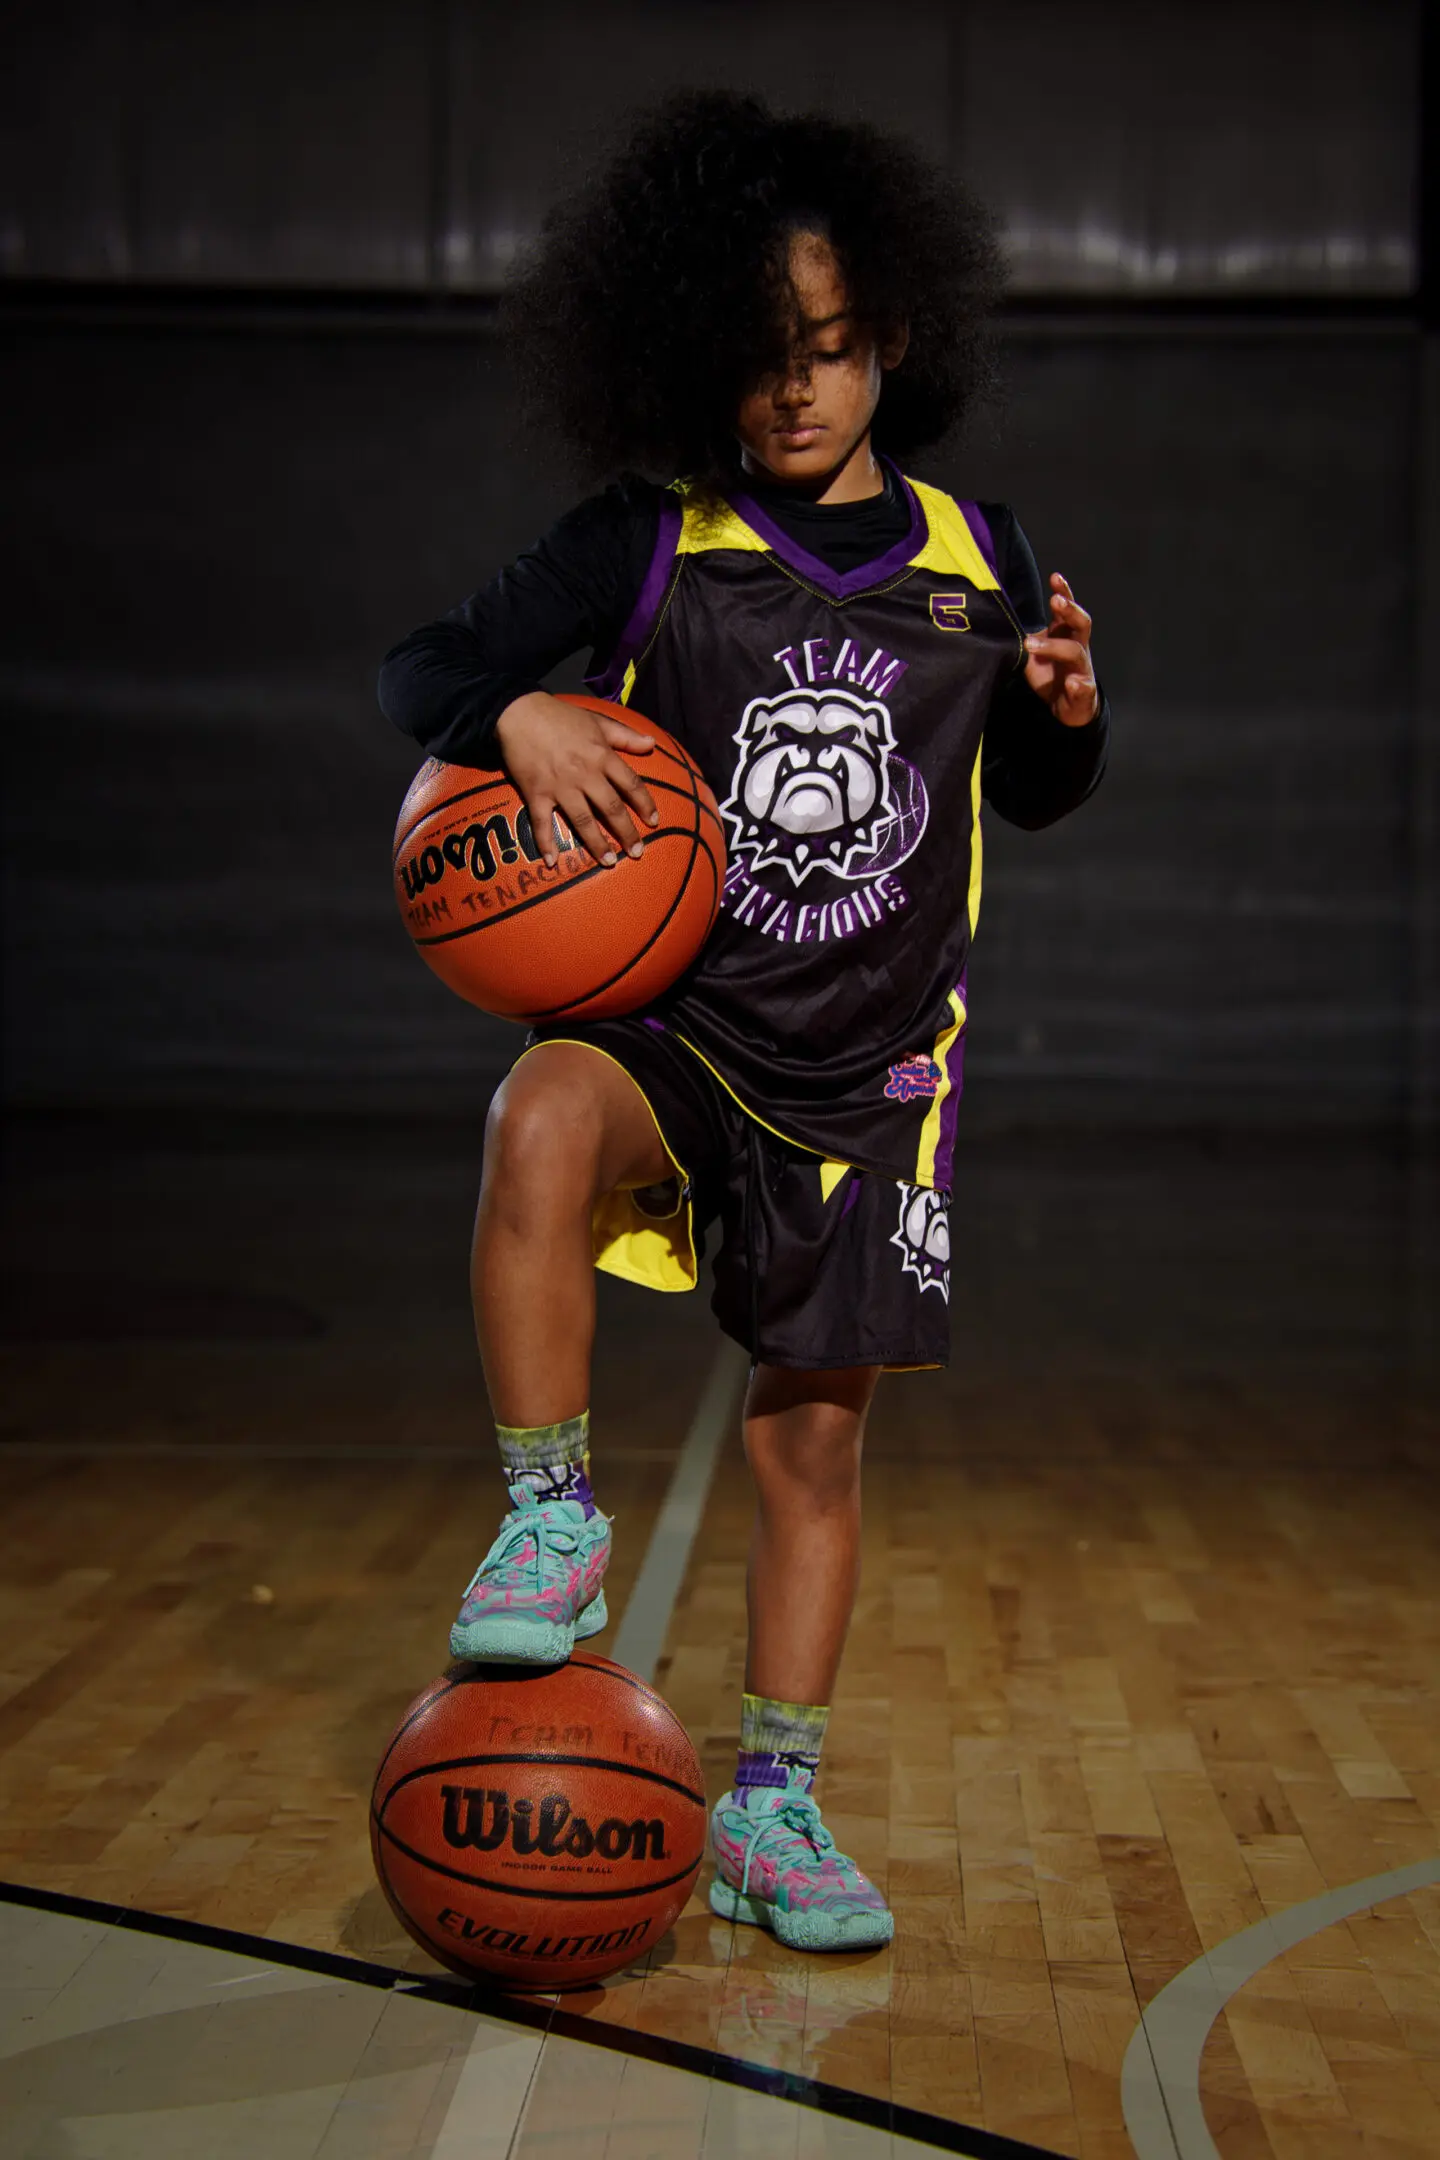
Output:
top-left (708, 1768), bottom-right (894, 1952)
top-left (448, 1499), bottom-right (611, 1664)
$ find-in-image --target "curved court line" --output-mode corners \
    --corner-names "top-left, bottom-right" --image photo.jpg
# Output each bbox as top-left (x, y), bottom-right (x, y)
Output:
top-left (1121, 1853), bottom-right (1440, 2158)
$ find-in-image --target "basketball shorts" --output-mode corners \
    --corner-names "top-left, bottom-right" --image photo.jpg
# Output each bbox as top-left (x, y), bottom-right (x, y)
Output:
top-left (523, 1018), bottom-right (952, 1371)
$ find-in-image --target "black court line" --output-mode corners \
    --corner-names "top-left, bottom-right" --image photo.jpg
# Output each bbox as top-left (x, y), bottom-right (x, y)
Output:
top-left (0, 1878), bottom-right (1067, 2159)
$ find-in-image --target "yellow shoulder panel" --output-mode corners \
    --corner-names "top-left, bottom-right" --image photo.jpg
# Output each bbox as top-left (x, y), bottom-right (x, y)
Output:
top-left (673, 481), bottom-right (771, 557)
top-left (905, 478), bottom-right (1000, 590)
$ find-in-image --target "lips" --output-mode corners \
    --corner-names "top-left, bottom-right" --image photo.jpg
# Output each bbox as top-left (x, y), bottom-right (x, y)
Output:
top-left (774, 424), bottom-right (823, 447)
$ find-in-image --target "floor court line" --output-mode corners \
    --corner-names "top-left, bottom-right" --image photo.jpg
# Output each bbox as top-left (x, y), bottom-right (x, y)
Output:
top-left (608, 1335), bottom-right (749, 1683)
top-left (430, 2022), bottom-right (545, 2160)
top-left (0, 1885), bottom-right (1065, 2159)
top-left (1121, 1852), bottom-right (1440, 2159)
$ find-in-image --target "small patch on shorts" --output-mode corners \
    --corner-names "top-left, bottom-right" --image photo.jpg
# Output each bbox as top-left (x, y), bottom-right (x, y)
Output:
top-left (884, 1054), bottom-right (942, 1103)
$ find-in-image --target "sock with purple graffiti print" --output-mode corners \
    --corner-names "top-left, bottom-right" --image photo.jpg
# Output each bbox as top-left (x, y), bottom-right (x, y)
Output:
top-left (496, 1412), bottom-right (596, 1518)
top-left (734, 1692), bottom-right (829, 1795)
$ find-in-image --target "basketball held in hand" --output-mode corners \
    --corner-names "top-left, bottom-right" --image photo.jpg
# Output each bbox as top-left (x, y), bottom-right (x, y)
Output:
top-left (392, 696), bottom-right (724, 1023)
top-left (370, 1653), bottom-right (707, 1991)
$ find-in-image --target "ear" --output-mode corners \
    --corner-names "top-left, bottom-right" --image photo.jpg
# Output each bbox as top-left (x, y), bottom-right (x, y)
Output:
top-left (879, 319), bottom-right (910, 371)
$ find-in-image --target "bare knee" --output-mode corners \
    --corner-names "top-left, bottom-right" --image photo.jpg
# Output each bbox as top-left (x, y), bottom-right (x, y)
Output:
top-left (482, 1051), bottom-right (608, 1222)
top-left (745, 1367), bottom-right (878, 1513)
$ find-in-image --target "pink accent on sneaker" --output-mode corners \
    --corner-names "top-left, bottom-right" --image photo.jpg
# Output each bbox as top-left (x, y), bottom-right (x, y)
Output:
top-left (710, 1779), bottom-right (889, 1923)
top-left (456, 1500), bottom-right (608, 1629)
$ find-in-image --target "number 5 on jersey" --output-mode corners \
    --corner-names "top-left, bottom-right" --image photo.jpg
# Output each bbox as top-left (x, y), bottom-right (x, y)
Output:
top-left (929, 593), bottom-right (970, 632)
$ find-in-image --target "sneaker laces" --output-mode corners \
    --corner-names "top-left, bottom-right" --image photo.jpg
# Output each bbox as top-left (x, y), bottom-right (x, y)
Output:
top-left (737, 1792), bottom-right (839, 1899)
top-left (466, 1504), bottom-right (597, 1599)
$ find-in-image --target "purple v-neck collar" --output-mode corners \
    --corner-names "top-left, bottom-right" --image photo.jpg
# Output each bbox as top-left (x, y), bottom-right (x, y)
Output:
top-left (722, 456), bottom-right (927, 602)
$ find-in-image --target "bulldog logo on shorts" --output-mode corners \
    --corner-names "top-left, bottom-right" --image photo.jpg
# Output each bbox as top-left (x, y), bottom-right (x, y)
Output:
top-left (892, 1185), bottom-right (950, 1301)
top-left (719, 687), bottom-right (929, 886)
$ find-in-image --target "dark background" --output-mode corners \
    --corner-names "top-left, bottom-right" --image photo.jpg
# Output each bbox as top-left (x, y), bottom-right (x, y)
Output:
top-left (1, 0), bottom-right (1434, 1139)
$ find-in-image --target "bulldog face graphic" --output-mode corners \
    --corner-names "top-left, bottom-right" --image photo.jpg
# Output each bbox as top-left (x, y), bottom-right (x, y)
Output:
top-left (720, 688), bottom-right (901, 885)
top-left (892, 1185), bottom-right (951, 1302)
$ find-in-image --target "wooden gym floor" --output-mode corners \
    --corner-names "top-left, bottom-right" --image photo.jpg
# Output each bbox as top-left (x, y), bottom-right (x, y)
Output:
top-left (0, 1109), bottom-right (1436, 2157)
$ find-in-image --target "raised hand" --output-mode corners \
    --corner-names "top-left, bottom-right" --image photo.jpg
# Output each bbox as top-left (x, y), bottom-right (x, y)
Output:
top-left (1023, 573), bottom-right (1099, 728)
top-left (494, 692), bottom-right (660, 868)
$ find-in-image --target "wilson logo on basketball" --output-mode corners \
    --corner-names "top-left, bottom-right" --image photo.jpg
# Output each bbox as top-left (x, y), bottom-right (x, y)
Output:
top-left (440, 1784), bottom-right (668, 1862)
top-left (396, 808), bottom-right (578, 902)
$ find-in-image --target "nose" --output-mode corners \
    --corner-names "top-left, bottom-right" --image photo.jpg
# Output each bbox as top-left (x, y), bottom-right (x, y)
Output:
top-left (774, 354), bottom-right (815, 411)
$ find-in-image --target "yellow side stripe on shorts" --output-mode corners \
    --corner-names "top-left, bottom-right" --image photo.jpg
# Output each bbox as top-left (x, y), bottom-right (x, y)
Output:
top-left (967, 737), bottom-right (984, 936)
top-left (915, 989), bottom-right (966, 1189)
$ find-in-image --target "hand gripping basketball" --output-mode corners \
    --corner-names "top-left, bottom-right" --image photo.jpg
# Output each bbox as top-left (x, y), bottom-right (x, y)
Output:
top-left (392, 696), bottom-right (726, 1024)
top-left (495, 689), bottom-right (659, 868)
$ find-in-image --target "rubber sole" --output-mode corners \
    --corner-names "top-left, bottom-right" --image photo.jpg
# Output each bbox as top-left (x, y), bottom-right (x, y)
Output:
top-left (708, 1868), bottom-right (895, 1952)
top-left (448, 1588), bottom-right (608, 1666)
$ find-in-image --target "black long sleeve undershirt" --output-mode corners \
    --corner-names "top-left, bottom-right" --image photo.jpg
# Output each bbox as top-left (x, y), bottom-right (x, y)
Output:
top-left (377, 474), bottom-right (1109, 831)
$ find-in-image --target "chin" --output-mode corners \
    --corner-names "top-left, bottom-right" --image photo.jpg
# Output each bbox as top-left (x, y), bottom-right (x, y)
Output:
top-left (750, 442), bottom-right (835, 482)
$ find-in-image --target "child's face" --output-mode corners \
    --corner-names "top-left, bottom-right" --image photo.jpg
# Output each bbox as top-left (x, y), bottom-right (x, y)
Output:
top-left (734, 232), bottom-right (906, 491)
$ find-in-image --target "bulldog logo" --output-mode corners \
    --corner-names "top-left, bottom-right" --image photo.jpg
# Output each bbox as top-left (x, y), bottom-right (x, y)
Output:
top-left (892, 1185), bottom-right (950, 1302)
top-left (719, 688), bottom-right (927, 886)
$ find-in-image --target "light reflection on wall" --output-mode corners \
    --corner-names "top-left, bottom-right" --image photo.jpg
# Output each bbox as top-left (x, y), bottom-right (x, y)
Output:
top-left (0, 0), bottom-right (1420, 301)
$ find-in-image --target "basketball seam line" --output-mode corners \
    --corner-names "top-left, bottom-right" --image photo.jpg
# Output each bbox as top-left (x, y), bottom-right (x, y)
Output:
top-left (399, 768), bottom-right (710, 862)
top-left (394, 753), bottom-right (713, 860)
top-left (407, 798), bottom-right (716, 966)
top-left (450, 1655), bottom-right (668, 1703)
top-left (411, 824), bottom-right (714, 972)
top-left (370, 1819), bottom-right (705, 1904)
top-left (375, 1752), bottom-right (706, 1808)
top-left (373, 1675), bottom-right (460, 1791)
top-left (521, 761), bottom-right (709, 1018)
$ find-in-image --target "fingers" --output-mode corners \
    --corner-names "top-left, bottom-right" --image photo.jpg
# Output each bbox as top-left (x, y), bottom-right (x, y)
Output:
top-left (561, 797), bottom-right (623, 868)
top-left (528, 797), bottom-right (613, 871)
top-left (524, 795), bottom-right (562, 869)
top-left (1046, 574), bottom-right (1091, 641)
top-left (605, 754), bottom-right (660, 834)
top-left (601, 719), bottom-right (658, 753)
top-left (1024, 634), bottom-right (1090, 666)
top-left (1061, 674), bottom-right (1100, 725)
top-left (555, 780), bottom-right (650, 866)
top-left (590, 782), bottom-right (644, 860)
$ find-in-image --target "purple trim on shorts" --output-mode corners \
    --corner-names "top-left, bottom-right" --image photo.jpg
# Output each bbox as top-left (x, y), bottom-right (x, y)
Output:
top-left (841, 1174), bottom-right (864, 1219)
top-left (722, 458), bottom-right (927, 603)
top-left (641, 1015), bottom-right (667, 1034)
top-left (585, 496), bottom-right (684, 701)
top-left (932, 972), bottom-right (969, 1191)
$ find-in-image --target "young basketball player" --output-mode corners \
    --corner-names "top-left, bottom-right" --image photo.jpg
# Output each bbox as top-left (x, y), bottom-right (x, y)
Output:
top-left (379, 93), bottom-right (1108, 1953)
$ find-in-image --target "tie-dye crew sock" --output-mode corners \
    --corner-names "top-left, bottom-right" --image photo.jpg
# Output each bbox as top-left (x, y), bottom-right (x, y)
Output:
top-left (734, 1693), bottom-right (830, 1795)
top-left (496, 1413), bottom-right (596, 1518)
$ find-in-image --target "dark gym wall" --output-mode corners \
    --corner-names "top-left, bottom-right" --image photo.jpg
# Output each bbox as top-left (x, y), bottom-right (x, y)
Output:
top-left (3, 0), bottom-right (1415, 299)
top-left (1, 0), bottom-right (1433, 1128)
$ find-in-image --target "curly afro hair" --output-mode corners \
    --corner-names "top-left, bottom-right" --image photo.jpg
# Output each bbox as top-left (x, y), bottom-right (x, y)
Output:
top-left (504, 91), bottom-right (1003, 481)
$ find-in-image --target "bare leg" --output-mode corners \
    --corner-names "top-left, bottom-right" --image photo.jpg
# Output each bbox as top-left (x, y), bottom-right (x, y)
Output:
top-left (471, 1043), bottom-right (672, 1427)
top-left (742, 1362), bottom-right (881, 1704)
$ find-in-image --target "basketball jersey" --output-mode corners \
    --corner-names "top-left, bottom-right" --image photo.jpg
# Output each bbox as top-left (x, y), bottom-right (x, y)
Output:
top-left (586, 464), bottom-right (1027, 1191)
